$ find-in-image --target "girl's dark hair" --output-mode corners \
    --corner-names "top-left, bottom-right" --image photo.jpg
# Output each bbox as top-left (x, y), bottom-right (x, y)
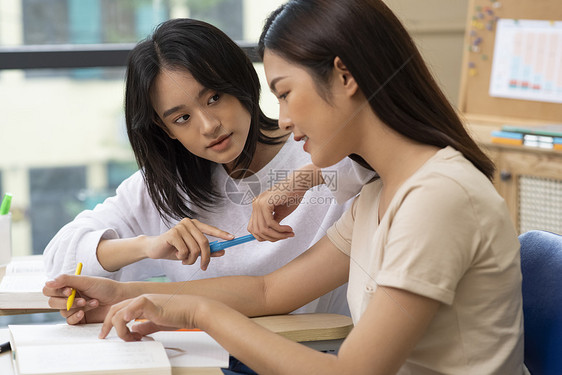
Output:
top-left (126, 18), bottom-right (281, 221)
top-left (258, 0), bottom-right (494, 180)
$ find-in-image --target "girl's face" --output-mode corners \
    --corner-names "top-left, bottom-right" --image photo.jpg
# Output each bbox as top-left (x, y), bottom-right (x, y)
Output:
top-left (263, 50), bottom-right (357, 168)
top-left (150, 68), bottom-right (251, 166)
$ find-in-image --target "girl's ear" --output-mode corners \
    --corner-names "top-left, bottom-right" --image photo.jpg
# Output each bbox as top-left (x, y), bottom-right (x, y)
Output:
top-left (333, 56), bottom-right (359, 97)
top-left (153, 115), bottom-right (177, 139)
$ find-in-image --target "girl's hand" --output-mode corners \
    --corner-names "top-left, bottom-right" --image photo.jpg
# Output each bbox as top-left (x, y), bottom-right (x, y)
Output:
top-left (43, 274), bottom-right (125, 325)
top-left (248, 164), bottom-right (324, 242)
top-left (248, 188), bottom-right (300, 242)
top-left (99, 294), bottom-right (207, 341)
top-left (144, 218), bottom-right (233, 270)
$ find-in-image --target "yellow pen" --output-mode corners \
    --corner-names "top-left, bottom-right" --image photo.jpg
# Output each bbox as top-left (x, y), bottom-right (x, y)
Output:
top-left (66, 262), bottom-right (83, 311)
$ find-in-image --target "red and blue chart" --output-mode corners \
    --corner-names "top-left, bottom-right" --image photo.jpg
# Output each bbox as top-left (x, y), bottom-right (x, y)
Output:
top-left (490, 19), bottom-right (562, 104)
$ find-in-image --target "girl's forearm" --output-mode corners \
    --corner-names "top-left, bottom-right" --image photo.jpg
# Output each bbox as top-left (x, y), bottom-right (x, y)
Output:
top-left (123, 275), bottom-right (275, 317)
top-left (96, 236), bottom-right (150, 272)
top-left (197, 299), bottom-right (342, 375)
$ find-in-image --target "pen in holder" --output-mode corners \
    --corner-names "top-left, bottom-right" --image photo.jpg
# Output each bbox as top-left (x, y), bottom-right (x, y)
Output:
top-left (0, 213), bottom-right (12, 265)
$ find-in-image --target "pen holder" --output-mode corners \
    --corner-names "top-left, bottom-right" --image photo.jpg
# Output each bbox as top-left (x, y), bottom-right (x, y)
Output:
top-left (0, 213), bottom-right (12, 265)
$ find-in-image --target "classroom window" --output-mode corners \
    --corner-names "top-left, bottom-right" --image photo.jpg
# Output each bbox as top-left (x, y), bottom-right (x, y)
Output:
top-left (0, 0), bottom-right (283, 259)
top-left (29, 166), bottom-right (87, 255)
top-left (21, 0), bottom-right (244, 45)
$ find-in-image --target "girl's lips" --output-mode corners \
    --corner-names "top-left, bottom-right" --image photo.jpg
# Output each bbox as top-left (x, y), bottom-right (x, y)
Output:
top-left (207, 133), bottom-right (232, 148)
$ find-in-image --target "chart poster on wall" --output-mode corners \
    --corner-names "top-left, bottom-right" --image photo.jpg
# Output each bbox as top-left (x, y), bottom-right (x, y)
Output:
top-left (489, 19), bottom-right (562, 104)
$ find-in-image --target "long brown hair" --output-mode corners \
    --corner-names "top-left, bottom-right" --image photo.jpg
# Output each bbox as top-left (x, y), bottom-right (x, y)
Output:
top-left (259, 0), bottom-right (494, 180)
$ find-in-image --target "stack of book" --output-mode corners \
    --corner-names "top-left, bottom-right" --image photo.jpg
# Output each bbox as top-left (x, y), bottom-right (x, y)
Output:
top-left (0, 255), bottom-right (50, 309)
top-left (490, 124), bottom-right (562, 150)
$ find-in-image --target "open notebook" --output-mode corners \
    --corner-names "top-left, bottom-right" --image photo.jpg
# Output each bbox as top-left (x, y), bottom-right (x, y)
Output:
top-left (0, 256), bottom-right (50, 309)
top-left (9, 323), bottom-right (229, 375)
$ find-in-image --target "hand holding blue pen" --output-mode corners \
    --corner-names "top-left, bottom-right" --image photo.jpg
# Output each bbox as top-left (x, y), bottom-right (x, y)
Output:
top-left (210, 234), bottom-right (256, 253)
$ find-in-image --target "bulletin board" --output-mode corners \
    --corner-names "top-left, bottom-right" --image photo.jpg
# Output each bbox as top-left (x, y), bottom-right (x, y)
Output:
top-left (458, 0), bottom-right (562, 124)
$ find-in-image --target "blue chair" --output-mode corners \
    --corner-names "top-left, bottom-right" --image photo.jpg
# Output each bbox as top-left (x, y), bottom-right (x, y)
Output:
top-left (519, 230), bottom-right (562, 375)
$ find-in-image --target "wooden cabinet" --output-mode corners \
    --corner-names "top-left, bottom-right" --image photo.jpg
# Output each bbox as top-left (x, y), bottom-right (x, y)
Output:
top-left (480, 142), bottom-right (562, 235)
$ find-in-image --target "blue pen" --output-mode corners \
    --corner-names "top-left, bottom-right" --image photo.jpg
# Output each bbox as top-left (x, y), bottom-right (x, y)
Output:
top-left (210, 234), bottom-right (256, 253)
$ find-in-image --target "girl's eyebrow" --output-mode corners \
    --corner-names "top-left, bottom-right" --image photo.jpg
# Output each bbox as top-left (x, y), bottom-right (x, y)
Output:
top-left (269, 76), bottom-right (287, 94)
top-left (197, 86), bottom-right (210, 99)
top-left (162, 88), bottom-right (210, 118)
top-left (163, 105), bottom-right (186, 118)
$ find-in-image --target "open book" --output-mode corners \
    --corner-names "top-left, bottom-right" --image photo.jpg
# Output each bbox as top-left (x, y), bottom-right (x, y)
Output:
top-left (0, 256), bottom-right (50, 309)
top-left (9, 323), bottom-right (229, 375)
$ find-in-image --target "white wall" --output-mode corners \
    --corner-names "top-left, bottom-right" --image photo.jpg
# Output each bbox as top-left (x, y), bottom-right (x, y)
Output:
top-left (243, 0), bottom-right (287, 41)
top-left (253, 0), bottom-right (469, 120)
top-left (384, 0), bottom-right (469, 105)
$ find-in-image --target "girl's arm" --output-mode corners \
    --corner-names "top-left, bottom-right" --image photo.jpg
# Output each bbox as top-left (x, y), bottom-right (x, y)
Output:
top-left (96, 218), bottom-right (233, 272)
top-left (201, 286), bottom-right (438, 374)
top-left (43, 171), bottom-right (233, 276)
top-left (100, 240), bottom-right (440, 374)
top-left (45, 236), bottom-right (349, 323)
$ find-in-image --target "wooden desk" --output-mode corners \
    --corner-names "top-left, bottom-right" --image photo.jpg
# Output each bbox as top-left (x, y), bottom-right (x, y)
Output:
top-left (0, 313), bottom-right (353, 375)
top-left (0, 308), bottom-right (54, 316)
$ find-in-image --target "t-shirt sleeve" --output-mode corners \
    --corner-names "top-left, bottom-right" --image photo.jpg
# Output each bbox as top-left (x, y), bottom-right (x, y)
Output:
top-left (375, 176), bottom-right (479, 305)
top-left (326, 195), bottom-right (360, 256)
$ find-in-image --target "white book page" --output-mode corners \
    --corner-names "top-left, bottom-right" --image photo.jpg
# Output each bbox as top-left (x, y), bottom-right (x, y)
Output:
top-left (0, 273), bottom-right (47, 293)
top-left (5, 256), bottom-right (45, 274)
top-left (16, 341), bottom-right (170, 375)
top-left (0, 255), bottom-right (50, 308)
top-left (149, 331), bottom-right (229, 368)
top-left (9, 324), bottom-right (121, 347)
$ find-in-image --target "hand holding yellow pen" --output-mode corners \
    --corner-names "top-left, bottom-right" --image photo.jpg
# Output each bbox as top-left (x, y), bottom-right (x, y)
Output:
top-left (66, 262), bottom-right (83, 311)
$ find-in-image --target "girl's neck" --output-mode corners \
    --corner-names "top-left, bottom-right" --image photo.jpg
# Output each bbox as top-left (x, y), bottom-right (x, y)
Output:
top-left (355, 114), bottom-right (439, 218)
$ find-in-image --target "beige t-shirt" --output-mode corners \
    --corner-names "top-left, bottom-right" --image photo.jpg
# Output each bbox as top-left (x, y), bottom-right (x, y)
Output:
top-left (327, 147), bottom-right (525, 374)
